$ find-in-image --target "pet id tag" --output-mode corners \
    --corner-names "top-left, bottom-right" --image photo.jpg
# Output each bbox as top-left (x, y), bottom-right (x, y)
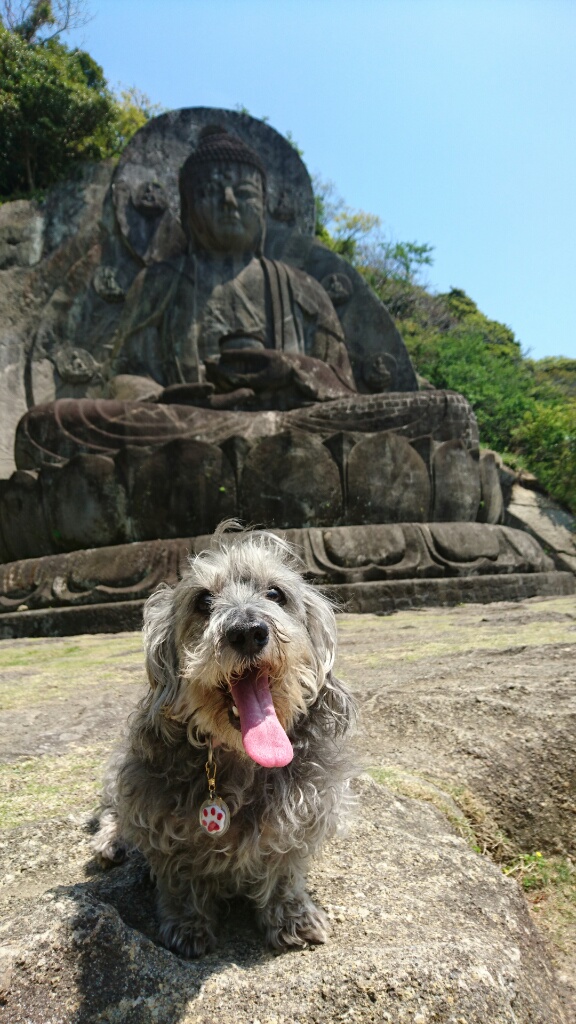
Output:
top-left (199, 796), bottom-right (230, 836)
top-left (200, 746), bottom-right (230, 837)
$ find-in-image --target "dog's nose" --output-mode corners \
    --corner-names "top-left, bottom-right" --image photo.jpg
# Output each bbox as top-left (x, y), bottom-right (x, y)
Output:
top-left (226, 620), bottom-right (269, 655)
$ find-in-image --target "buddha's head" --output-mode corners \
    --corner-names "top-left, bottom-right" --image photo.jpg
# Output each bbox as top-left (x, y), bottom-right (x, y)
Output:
top-left (179, 126), bottom-right (267, 255)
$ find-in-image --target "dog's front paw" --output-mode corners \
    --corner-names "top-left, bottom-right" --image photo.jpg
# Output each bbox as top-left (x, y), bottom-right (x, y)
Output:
top-left (260, 896), bottom-right (331, 950)
top-left (158, 917), bottom-right (217, 959)
top-left (92, 811), bottom-right (130, 868)
top-left (96, 839), bottom-right (129, 868)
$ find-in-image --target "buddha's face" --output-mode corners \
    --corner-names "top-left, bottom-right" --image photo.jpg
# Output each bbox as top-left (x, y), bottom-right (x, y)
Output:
top-left (187, 163), bottom-right (265, 253)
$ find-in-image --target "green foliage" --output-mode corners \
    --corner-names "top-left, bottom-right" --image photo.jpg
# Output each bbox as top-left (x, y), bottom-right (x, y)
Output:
top-left (313, 176), bottom-right (384, 263)
top-left (504, 850), bottom-right (576, 894)
top-left (527, 356), bottom-right (576, 401)
top-left (405, 328), bottom-right (536, 453)
top-left (111, 86), bottom-right (162, 154)
top-left (512, 401), bottom-right (576, 512)
top-left (0, 26), bottom-right (118, 194)
top-left (284, 129), bottom-right (303, 157)
top-left (10, 0), bottom-right (54, 42)
top-left (376, 239), bottom-right (434, 284)
top-left (439, 288), bottom-right (518, 348)
top-left (358, 250), bottom-right (576, 510)
top-left (312, 179), bottom-right (576, 510)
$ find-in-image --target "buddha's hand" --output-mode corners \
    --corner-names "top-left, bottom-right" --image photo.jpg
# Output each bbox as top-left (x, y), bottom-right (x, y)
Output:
top-left (204, 349), bottom-right (294, 394)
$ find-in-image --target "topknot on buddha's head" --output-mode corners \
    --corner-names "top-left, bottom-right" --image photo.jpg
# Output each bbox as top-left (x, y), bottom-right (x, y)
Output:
top-left (180, 125), bottom-right (267, 196)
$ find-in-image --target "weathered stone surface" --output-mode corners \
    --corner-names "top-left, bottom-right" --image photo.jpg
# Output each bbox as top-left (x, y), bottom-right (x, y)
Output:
top-left (0, 200), bottom-right (44, 270)
top-left (0, 391), bottom-right (488, 562)
top-left (0, 162), bottom-right (115, 478)
top-left (429, 520), bottom-right (500, 564)
top-left (14, 390), bottom-right (480, 469)
top-left (1, 597), bottom-right (575, 1019)
top-left (42, 454), bottom-right (127, 552)
top-left (507, 483), bottom-right (576, 574)
top-left (0, 523), bottom-right (555, 607)
top-left (0, 781), bottom-right (567, 1024)
top-left (239, 432), bottom-right (343, 528)
top-left (118, 439), bottom-right (237, 541)
top-left (301, 233), bottom-right (419, 393)
top-left (0, 470), bottom-right (52, 562)
top-left (330, 570), bottom-right (574, 613)
top-left (432, 439), bottom-right (481, 521)
top-left (347, 432), bottom-right (431, 523)
top-left (336, 599), bottom-right (576, 877)
top-left (0, 523), bottom-right (570, 638)
top-left (478, 448), bottom-right (505, 524)
top-left (0, 107), bottom-right (564, 617)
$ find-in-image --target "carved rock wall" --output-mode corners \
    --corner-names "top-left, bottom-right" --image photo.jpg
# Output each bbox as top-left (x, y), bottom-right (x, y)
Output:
top-left (0, 425), bottom-right (500, 563)
top-left (0, 163), bottom-right (118, 477)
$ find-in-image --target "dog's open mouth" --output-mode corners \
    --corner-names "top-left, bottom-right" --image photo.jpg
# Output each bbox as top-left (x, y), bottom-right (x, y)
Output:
top-left (227, 668), bottom-right (293, 769)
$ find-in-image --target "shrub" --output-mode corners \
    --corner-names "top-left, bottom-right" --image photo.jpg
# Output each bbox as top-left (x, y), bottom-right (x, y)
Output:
top-left (0, 27), bottom-right (118, 195)
top-left (512, 402), bottom-right (576, 512)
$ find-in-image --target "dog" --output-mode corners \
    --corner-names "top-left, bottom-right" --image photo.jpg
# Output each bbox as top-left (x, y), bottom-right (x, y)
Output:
top-left (93, 524), bottom-right (355, 957)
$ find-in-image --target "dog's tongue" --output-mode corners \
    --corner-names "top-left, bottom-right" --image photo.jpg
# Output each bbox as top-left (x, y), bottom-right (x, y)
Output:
top-left (230, 669), bottom-right (293, 768)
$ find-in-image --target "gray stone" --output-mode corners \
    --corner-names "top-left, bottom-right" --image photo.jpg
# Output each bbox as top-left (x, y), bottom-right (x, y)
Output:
top-left (507, 482), bottom-right (576, 574)
top-left (0, 199), bottom-right (43, 269)
top-left (239, 432), bottom-right (343, 528)
top-left (432, 439), bottom-right (481, 521)
top-left (0, 162), bottom-right (115, 480)
top-left (347, 432), bottom-right (431, 523)
top-left (0, 523), bottom-right (568, 638)
top-left (478, 449), bottom-right (505, 524)
top-left (0, 778), bottom-right (568, 1023)
top-left (0, 107), bottom-right (567, 623)
top-left (120, 439), bottom-right (237, 540)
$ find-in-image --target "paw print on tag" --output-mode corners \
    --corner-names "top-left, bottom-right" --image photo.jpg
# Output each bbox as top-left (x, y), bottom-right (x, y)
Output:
top-left (199, 797), bottom-right (230, 837)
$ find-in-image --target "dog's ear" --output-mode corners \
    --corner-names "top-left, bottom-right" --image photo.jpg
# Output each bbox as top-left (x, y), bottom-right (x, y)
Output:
top-left (141, 584), bottom-right (181, 730)
top-left (301, 583), bottom-right (337, 682)
top-left (319, 671), bottom-right (357, 737)
top-left (302, 583), bottom-right (356, 735)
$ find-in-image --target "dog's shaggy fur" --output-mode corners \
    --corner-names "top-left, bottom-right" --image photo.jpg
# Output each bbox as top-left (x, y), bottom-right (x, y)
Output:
top-left (93, 526), bottom-right (355, 957)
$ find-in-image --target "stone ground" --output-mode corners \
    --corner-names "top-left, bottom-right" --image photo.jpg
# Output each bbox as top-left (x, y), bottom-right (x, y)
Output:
top-left (0, 595), bottom-right (575, 1022)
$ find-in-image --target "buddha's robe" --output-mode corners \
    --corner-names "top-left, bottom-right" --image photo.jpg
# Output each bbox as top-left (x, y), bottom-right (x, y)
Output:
top-left (110, 255), bottom-right (354, 389)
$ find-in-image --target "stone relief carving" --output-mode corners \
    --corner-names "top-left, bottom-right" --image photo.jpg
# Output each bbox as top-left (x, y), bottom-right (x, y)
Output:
top-left (3, 104), bottom-right (561, 621)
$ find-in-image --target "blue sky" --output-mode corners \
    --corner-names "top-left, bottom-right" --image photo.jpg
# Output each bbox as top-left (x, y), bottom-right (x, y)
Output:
top-left (65, 0), bottom-right (576, 361)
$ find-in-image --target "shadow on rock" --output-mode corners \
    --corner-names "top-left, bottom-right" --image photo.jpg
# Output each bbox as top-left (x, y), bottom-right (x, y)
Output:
top-left (63, 852), bottom-right (275, 1024)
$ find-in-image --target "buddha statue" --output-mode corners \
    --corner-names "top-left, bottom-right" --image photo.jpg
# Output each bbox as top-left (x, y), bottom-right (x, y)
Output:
top-left (103, 124), bottom-right (357, 410)
top-left (1, 112), bottom-right (493, 563)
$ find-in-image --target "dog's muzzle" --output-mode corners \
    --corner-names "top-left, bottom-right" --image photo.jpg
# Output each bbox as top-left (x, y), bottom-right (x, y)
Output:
top-left (225, 619), bottom-right (269, 658)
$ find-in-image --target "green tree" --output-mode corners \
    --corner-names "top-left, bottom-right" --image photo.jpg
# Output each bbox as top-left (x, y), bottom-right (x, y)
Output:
top-left (111, 86), bottom-right (163, 155)
top-left (0, 25), bottom-right (119, 194)
top-left (313, 176), bottom-right (383, 263)
top-left (512, 401), bottom-right (576, 511)
top-left (405, 329), bottom-right (536, 453)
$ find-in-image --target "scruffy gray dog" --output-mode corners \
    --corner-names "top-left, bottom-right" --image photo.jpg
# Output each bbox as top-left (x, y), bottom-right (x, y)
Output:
top-left (93, 525), bottom-right (355, 957)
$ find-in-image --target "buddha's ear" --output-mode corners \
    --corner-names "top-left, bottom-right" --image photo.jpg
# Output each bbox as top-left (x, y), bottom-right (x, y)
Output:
top-left (142, 584), bottom-right (181, 728)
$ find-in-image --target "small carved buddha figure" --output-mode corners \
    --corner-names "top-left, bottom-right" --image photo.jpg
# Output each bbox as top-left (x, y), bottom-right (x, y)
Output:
top-left (108, 125), bottom-right (356, 409)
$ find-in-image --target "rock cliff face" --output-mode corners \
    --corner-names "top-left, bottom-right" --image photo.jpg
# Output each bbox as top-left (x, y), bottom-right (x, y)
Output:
top-left (1, 596), bottom-right (574, 1022)
top-left (0, 163), bottom-right (116, 478)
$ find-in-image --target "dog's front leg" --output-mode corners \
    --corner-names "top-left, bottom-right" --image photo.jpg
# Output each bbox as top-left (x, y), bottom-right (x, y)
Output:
top-left (256, 870), bottom-right (330, 950)
top-left (92, 807), bottom-right (130, 866)
top-left (156, 874), bottom-right (219, 958)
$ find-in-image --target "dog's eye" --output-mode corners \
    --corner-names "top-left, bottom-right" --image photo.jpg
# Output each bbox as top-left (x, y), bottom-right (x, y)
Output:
top-left (195, 590), bottom-right (214, 615)
top-left (266, 586), bottom-right (286, 605)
